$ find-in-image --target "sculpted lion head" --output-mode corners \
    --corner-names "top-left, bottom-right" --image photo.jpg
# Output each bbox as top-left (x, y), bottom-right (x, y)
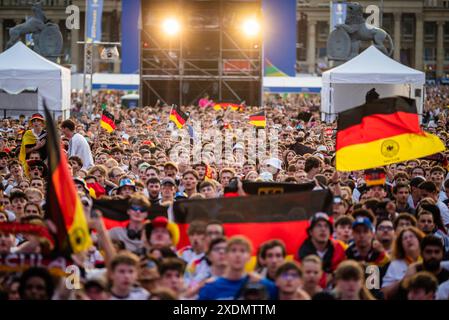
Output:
top-left (345, 2), bottom-right (365, 25)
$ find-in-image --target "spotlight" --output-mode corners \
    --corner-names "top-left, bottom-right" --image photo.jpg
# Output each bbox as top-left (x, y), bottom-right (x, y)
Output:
top-left (162, 18), bottom-right (181, 36)
top-left (242, 18), bottom-right (260, 37)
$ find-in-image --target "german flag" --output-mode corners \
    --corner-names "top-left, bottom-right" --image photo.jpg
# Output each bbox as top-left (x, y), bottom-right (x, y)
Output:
top-left (43, 104), bottom-right (92, 255)
top-left (249, 111), bottom-right (266, 128)
top-left (336, 96), bottom-right (445, 172)
top-left (19, 130), bottom-right (37, 177)
top-left (213, 102), bottom-right (244, 112)
top-left (92, 198), bottom-right (169, 230)
top-left (364, 168), bottom-right (386, 187)
top-left (100, 110), bottom-right (116, 133)
top-left (173, 190), bottom-right (332, 257)
top-left (169, 105), bottom-right (189, 129)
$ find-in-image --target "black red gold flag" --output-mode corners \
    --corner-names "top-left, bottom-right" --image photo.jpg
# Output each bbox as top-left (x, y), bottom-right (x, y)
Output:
top-left (173, 190), bottom-right (332, 256)
top-left (249, 111), bottom-right (266, 128)
top-left (169, 105), bottom-right (189, 129)
top-left (44, 104), bottom-right (92, 255)
top-left (336, 96), bottom-right (445, 171)
top-left (100, 110), bottom-right (116, 133)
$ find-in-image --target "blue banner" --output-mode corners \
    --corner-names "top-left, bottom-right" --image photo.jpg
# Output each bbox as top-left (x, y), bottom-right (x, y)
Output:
top-left (121, 0), bottom-right (140, 74)
top-left (330, 1), bottom-right (347, 31)
top-left (86, 0), bottom-right (104, 43)
top-left (262, 0), bottom-right (297, 77)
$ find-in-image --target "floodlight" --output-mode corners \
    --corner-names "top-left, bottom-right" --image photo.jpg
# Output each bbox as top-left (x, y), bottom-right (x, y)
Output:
top-left (242, 18), bottom-right (260, 37)
top-left (162, 18), bottom-right (181, 36)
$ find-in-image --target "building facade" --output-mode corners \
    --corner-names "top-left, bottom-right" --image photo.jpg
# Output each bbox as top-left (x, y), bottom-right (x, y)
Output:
top-left (297, 0), bottom-right (449, 78)
top-left (0, 0), bottom-right (121, 73)
top-left (1, 0), bottom-right (448, 79)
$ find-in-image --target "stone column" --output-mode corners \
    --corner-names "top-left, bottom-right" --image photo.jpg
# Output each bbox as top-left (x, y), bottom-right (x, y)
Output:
top-left (307, 19), bottom-right (317, 74)
top-left (393, 12), bottom-right (401, 61)
top-left (414, 13), bottom-right (424, 70)
top-left (0, 19), bottom-right (4, 53)
top-left (436, 21), bottom-right (445, 79)
top-left (71, 25), bottom-right (80, 71)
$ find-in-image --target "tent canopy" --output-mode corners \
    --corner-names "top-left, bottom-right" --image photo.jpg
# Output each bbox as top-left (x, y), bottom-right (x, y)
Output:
top-left (321, 46), bottom-right (425, 121)
top-left (0, 41), bottom-right (70, 118)
top-left (322, 46), bottom-right (425, 85)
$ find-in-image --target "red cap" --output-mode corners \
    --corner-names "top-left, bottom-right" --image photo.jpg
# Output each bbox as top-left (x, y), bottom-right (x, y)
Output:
top-left (151, 216), bottom-right (168, 228)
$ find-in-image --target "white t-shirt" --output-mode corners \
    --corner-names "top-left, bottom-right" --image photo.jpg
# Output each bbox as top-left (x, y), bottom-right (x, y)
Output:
top-left (69, 133), bottom-right (94, 170)
top-left (382, 259), bottom-right (408, 288)
top-left (109, 287), bottom-right (150, 300)
top-left (436, 280), bottom-right (449, 300)
top-left (436, 200), bottom-right (449, 226)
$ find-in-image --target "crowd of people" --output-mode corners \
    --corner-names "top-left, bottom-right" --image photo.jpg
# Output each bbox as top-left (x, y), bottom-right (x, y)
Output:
top-left (1, 85), bottom-right (449, 300)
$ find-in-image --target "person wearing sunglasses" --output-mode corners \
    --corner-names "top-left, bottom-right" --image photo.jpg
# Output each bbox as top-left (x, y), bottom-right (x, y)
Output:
top-left (26, 160), bottom-right (47, 179)
top-left (109, 194), bottom-right (151, 254)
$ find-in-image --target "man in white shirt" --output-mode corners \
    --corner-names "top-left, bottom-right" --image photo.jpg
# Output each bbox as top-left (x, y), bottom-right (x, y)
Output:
top-left (60, 119), bottom-right (94, 170)
top-left (108, 252), bottom-right (150, 300)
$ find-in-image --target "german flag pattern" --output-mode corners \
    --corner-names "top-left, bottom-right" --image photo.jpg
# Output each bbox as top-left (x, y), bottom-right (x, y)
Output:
top-left (100, 110), bottom-right (116, 133)
top-left (44, 104), bottom-right (92, 255)
top-left (173, 190), bottom-right (332, 256)
top-left (169, 105), bottom-right (189, 129)
top-left (364, 169), bottom-right (387, 187)
top-left (249, 111), bottom-right (266, 128)
top-left (213, 102), bottom-right (244, 111)
top-left (336, 96), bottom-right (445, 172)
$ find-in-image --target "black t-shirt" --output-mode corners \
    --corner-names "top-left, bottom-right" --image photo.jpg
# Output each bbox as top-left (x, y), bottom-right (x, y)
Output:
top-left (416, 264), bottom-right (449, 284)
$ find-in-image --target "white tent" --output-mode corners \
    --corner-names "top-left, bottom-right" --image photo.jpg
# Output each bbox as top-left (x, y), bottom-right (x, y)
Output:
top-left (321, 46), bottom-right (425, 122)
top-left (0, 41), bottom-right (70, 119)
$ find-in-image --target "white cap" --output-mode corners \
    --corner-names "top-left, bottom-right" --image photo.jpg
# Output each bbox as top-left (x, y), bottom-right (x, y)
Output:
top-left (265, 158), bottom-right (283, 170)
top-left (317, 145), bottom-right (328, 152)
top-left (233, 143), bottom-right (244, 151)
top-left (314, 153), bottom-right (325, 160)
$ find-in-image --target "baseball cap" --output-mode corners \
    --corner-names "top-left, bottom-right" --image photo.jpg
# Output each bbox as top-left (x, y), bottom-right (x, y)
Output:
top-left (30, 113), bottom-right (45, 122)
top-left (308, 212), bottom-right (333, 232)
top-left (317, 145), bottom-right (328, 152)
top-left (410, 176), bottom-right (426, 188)
top-left (161, 177), bottom-right (176, 186)
top-left (352, 217), bottom-right (374, 231)
top-left (164, 161), bottom-right (178, 171)
top-left (118, 178), bottom-right (136, 190)
top-left (232, 143), bottom-right (244, 151)
top-left (138, 162), bottom-right (151, 171)
top-left (265, 158), bottom-right (283, 170)
top-left (73, 178), bottom-right (89, 194)
top-left (145, 216), bottom-right (180, 246)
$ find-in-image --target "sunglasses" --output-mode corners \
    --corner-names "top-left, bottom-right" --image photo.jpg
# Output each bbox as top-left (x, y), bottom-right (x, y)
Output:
top-left (130, 205), bottom-right (147, 212)
top-left (280, 272), bottom-right (300, 280)
top-left (30, 166), bottom-right (43, 171)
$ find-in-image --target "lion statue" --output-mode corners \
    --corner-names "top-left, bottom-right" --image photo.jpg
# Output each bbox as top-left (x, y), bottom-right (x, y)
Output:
top-left (329, 2), bottom-right (394, 61)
